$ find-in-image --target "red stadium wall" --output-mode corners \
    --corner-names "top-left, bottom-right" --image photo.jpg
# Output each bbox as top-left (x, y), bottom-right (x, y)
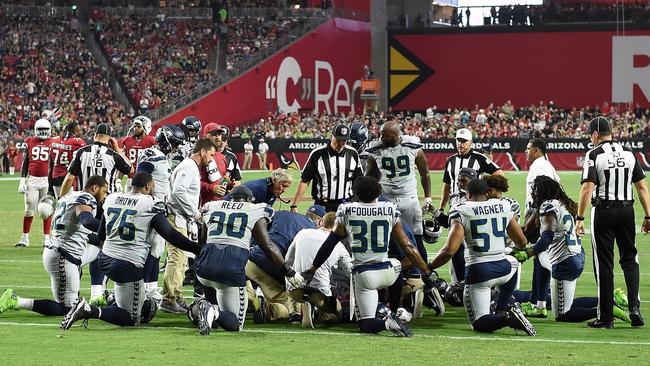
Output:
top-left (389, 29), bottom-right (650, 110)
top-left (156, 18), bottom-right (370, 128)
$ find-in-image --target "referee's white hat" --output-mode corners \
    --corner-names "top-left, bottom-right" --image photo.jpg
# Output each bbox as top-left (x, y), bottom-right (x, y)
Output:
top-left (455, 128), bottom-right (472, 141)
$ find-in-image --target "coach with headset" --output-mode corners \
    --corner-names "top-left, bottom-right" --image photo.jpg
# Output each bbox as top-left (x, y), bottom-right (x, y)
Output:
top-left (576, 116), bottom-right (650, 328)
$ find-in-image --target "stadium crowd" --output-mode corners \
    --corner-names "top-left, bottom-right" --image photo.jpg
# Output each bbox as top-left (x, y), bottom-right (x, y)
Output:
top-left (230, 102), bottom-right (650, 141)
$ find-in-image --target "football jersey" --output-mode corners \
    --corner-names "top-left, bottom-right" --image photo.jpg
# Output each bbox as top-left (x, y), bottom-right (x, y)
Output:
top-left (137, 147), bottom-right (171, 201)
top-left (449, 191), bottom-right (467, 207)
top-left (449, 198), bottom-right (514, 265)
top-left (25, 136), bottom-right (52, 177)
top-left (169, 141), bottom-right (193, 170)
top-left (120, 135), bottom-right (156, 178)
top-left (201, 200), bottom-right (274, 250)
top-left (538, 199), bottom-right (583, 265)
top-left (51, 191), bottom-right (97, 260)
top-left (101, 192), bottom-right (166, 267)
top-left (366, 138), bottom-right (422, 196)
top-left (50, 136), bottom-right (86, 179)
top-left (335, 201), bottom-right (400, 266)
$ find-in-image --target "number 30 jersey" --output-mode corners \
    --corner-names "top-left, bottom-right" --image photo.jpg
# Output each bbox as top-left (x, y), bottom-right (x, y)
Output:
top-left (335, 201), bottom-right (400, 266)
top-left (201, 200), bottom-right (274, 250)
top-left (101, 192), bottom-right (166, 267)
top-left (366, 140), bottom-right (422, 197)
top-left (51, 191), bottom-right (98, 260)
top-left (449, 198), bottom-right (514, 265)
top-left (538, 199), bottom-right (582, 265)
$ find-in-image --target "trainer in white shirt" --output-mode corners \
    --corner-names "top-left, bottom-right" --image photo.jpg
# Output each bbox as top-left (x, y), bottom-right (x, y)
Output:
top-left (525, 138), bottom-right (560, 212)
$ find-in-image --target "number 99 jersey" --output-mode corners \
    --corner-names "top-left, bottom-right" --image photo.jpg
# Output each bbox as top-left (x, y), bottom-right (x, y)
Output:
top-left (101, 192), bottom-right (167, 268)
top-left (538, 199), bottom-right (582, 265)
top-left (366, 140), bottom-right (422, 197)
top-left (335, 201), bottom-right (400, 266)
top-left (449, 198), bottom-right (514, 266)
top-left (201, 200), bottom-right (274, 250)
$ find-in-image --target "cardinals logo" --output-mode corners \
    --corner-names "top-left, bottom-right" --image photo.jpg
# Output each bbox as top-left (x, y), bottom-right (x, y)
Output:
top-left (277, 151), bottom-right (300, 170)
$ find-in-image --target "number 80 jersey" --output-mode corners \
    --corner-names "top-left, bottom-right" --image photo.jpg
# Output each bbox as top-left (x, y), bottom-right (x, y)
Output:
top-left (449, 198), bottom-right (514, 265)
top-left (336, 201), bottom-right (400, 266)
top-left (201, 200), bottom-right (274, 250)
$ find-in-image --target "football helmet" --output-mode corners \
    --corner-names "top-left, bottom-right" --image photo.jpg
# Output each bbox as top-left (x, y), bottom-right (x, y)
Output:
top-left (349, 122), bottom-right (369, 153)
top-left (422, 218), bottom-right (442, 244)
top-left (181, 116), bottom-right (202, 143)
top-left (140, 296), bottom-right (159, 324)
top-left (37, 195), bottom-right (56, 219)
top-left (132, 115), bottom-right (152, 135)
top-left (444, 281), bottom-right (464, 307)
top-left (155, 125), bottom-right (185, 155)
top-left (376, 302), bottom-right (391, 319)
top-left (34, 118), bottom-right (51, 139)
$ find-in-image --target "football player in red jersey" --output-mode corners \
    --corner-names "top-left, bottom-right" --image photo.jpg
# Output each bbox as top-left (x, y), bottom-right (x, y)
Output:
top-left (16, 119), bottom-right (54, 248)
top-left (120, 116), bottom-right (156, 188)
top-left (48, 122), bottom-right (86, 198)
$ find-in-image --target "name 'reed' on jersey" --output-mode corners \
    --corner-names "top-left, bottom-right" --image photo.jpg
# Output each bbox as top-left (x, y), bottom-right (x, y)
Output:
top-left (138, 147), bottom-right (172, 201)
top-left (336, 201), bottom-right (400, 266)
top-left (101, 192), bottom-right (167, 267)
top-left (25, 136), bottom-right (52, 177)
top-left (366, 139), bottom-right (422, 196)
top-left (50, 137), bottom-right (86, 179)
top-left (201, 200), bottom-right (274, 250)
top-left (538, 199), bottom-right (582, 265)
top-left (51, 191), bottom-right (97, 260)
top-left (449, 198), bottom-right (514, 265)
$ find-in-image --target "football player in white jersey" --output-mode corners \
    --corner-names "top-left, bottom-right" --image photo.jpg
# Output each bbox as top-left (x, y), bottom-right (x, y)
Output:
top-left (511, 176), bottom-right (631, 324)
top-left (0, 176), bottom-right (109, 316)
top-left (60, 172), bottom-right (200, 329)
top-left (169, 117), bottom-right (202, 170)
top-left (429, 179), bottom-right (537, 335)
top-left (301, 176), bottom-right (434, 337)
top-left (136, 125), bottom-right (186, 305)
top-left (187, 185), bottom-right (303, 335)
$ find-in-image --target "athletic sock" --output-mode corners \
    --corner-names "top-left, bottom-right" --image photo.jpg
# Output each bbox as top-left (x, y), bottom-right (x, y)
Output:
top-left (43, 217), bottom-right (52, 235)
top-left (18, 297), bottom-right (34, 310)
top-left (473, 314), bottom-right (507, 333)
top-left (358, 318), bottom-right (387, 334)
top-left (572, 297), bottom-right (598, 308)
top-left (91, 285), bottom-right (104, 298)
top-left (89, 259), bottom-right (105, 288)
top-left (98, 306), bottom-right (135, 326)
top-left (31, 300), bottom-right (69, 316)
top-left (496, 272), bottom-right (518, 312)
top-left (536, 301), bottom-right (547, 310)
top-left (23, 216), bottom-right (34, 234)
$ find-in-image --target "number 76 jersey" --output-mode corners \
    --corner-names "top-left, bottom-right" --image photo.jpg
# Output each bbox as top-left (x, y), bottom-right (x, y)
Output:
top-left (449, 198), bottom-right (514, 265)
top-left (201, 200), bottom-right (274, 250)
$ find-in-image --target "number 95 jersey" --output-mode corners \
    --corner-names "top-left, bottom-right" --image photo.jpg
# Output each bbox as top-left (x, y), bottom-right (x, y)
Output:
top-left (449, 198), bottom-right (514, 265)
top-left (335, 201), bottom-right (400, 266)
top-left (201, 200), bottom-right (274, 250)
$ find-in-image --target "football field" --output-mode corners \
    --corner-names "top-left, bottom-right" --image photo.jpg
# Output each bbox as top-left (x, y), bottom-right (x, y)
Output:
top-left (0, 170), bottom-right (648, 365)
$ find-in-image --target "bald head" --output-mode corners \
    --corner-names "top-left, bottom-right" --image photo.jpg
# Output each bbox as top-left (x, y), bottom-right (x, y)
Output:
top-left (380, 121), bottom-right (401, 147)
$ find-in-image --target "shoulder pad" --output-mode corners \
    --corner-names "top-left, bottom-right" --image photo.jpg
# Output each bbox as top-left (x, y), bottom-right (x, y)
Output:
top-left (400, 142), bottom-right (423, 150)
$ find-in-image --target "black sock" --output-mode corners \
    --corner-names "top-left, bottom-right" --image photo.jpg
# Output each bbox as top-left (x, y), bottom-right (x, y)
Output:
top-left (572, 297), bottom-right (598, 308)
top-left (98, 306), bottom-right (136, 326)
top-left (215, 310), bottom-right (240, 331)
top-left (495, 272), bottom-right (518, 312)
top-left (32, 300), bottom-right (69, 316)
top-left (556, 308), bottom-right (597, 322)
top-left (387, 275), bottom-right (404, 312)
top-left (512, 290), bottom-right (531, 304)
top-left (89, 260), bottom-right (105, 286)
top-left (472, 314), bottom-right (507, 333)
top-left (143, 255), bottom-right (160, 283)
top-left (359, 318), bottom-right (387, 334)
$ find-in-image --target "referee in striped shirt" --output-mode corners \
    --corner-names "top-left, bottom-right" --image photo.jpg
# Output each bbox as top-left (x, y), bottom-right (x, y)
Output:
top-left (290, 124), bottom-right (363, 213)
top-left (576, 117), bottom-right (650, 328)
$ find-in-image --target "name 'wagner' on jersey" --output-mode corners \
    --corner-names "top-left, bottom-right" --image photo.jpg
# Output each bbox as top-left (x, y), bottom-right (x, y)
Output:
top-left (201, 200), bottom-right (274, 250)
top-left (51, 191), bottom-right (97, 260)
top-left (449, 198), bottom-right (514, 265)
top-left (335, 201), bottom-right (400, 266)
top-left (101, 192), bottom-right (167, 268)
top-left (366, 140), bottom-right (422, 196)
top-left (539, 199), bottom-right (582, 265)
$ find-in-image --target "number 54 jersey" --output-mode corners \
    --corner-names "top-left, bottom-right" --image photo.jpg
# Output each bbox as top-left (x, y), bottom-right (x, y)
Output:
top-left (335, 201), bottom-right (400, 266)
top-left (449, 198), bottom-right (514, 265)
top-left (201, 200), bottom-right (274, 249)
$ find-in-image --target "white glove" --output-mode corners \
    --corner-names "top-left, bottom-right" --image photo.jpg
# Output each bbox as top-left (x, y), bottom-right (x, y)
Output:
top-left (285, 270), bottom-right (304, 288)
top-left (396, 308), bottom-right (413, 323)
top-left (186, 219), bottom-right (199, 241)
top-left (423, 197), bottom-right (434, 211)
top-left (18, 177), bottom-right (27, 194)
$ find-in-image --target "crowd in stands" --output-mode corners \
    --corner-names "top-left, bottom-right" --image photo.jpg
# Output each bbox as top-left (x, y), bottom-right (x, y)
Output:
top-left (230, 101), bottom-right (650, 141)
top-left (0, 14), bottom-right (130, 139)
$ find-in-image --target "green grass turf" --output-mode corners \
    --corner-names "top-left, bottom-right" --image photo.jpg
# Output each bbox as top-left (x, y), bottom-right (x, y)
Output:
top-left (0, 170), bottom-right (648, 365)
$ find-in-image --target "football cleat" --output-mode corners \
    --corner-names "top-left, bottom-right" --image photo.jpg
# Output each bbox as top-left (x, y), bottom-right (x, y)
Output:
top-left (614, 288), bottom-right (629, 309)
top-left (302, 302), bottom-right (314, 329)
top-left (587, 319), bottom-right (614, 329)
top-left (0, 289), bottom-right (19, 313)
top-left (630, 307), bottom-right (644, 327)
top-left (196, 299), bottom-right (216, 336)
top-left (396, 308), bottom-right (413, 323)
top-left (160, 300), bottom-right (186, 314)
top-left (89, 294), bottom-right (107, 307)
top-left (521, 302), bottom-right (548, 318)
top-left (61, 298), bottom-right (91, 330)
top-left (613, 305), bottom-right (631, 323)
top-left (385, 312), bottom-right (413, 337)
top-left (507, 303), bottom-right (537, 336)
top-left (15, 235), bottom-right (29, 248)
top-left (288, 313), bottom-right (301, 325)
top-left (253, 295), bottom-right (267, 324)
top-left (412, 289), bottom-right (424, 319)
top-left (423, 286), bottom-right (445, 316)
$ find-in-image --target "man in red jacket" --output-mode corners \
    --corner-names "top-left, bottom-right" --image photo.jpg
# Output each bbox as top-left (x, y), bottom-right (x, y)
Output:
top-left (199, 122), bottom-right (229, 205)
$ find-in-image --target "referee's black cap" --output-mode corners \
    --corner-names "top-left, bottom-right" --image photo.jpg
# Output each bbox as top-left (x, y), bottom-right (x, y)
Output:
top-left (332, 124), bottom-right (351, 140)
top-left (95, 123), bottom-right (113, 136)
top-left (588, 117), bottom-right (611, 134)
top-left (459, 167), bottom-right (478, 180)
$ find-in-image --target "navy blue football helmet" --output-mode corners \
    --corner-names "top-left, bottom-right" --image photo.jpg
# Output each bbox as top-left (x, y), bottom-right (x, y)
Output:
top-left (181, 116), bottom-right (202, 142)
top-left (349, 122), bottom-right (369, 153)
top-left (156, 125), bottom-right (185, 154)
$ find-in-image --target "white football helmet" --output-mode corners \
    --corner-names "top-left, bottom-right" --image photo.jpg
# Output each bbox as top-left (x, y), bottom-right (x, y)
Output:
top-left (37, 195), bottom-right (56, 219)
top-left (133, 116), bottom-right (152, 135)
top-left (34, 118), bottom-right (52, 140)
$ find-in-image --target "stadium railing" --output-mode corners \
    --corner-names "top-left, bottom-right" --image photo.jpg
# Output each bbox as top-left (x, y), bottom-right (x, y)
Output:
top-left (1, 4), bottom-right (73, 18)
top-left (94, 6), bottom-right (329, 19)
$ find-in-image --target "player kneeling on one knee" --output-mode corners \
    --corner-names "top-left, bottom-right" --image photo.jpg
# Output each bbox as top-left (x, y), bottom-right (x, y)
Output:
top-left (428, 178), bottom-right (537, 336)
top-left (60, 172), bottom-right (201, 330)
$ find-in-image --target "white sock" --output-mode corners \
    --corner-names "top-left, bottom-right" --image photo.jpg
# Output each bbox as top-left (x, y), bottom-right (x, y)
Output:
top-left (255, 287), bottom-right (264, 297)
top-left (212, 305), bottom-right (219, 322)
top-left (91, 285), bottom-right (104, 298)
top-left (43, 234), bottom-right (50, 241)
top-left (22, 233), bottom-right (29, 240)
top-left (145, 282), bottom-right (158, 291)
top-left (537, 301), bottom-right (546, 310)
top-left (18, 297), bottom-right (34, 310)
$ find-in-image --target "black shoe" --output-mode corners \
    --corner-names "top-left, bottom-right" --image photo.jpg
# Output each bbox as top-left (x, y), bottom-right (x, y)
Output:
top-left (588, 319), bottom-right (613, 329)
top-left (630, 307), bottom-right (645, 327)
top-left (288, 313), bottom-right (301, 325)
